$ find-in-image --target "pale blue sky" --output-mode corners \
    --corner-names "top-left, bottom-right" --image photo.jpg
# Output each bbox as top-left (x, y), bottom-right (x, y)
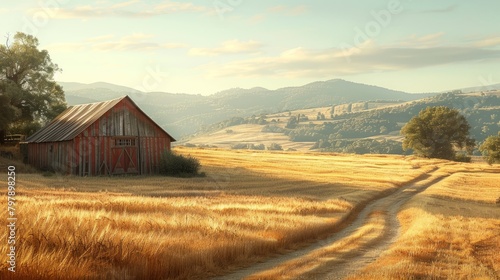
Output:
top-left (1, 0), bottom-right (500, 95)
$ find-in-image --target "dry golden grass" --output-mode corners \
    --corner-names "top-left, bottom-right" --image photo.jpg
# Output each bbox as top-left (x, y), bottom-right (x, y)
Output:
top-left (175, 147), bottom-right (442, 203)
top-left (0, 148), bottom-right (432, 279)
top-left (247, 211), bottom-right (386, 280)
top-left (0, 188), bottom-right (352, 279)
top-left (350, 172), bottom-right (500, 279)
top-left (1, 147), bottom-right (497, 279)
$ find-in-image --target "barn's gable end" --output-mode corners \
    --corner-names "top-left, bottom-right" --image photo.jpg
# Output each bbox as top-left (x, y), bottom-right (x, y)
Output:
top-left (25, 96), bottom-right (174, 176)
top-left (26, 96), bottom-right (174, 142)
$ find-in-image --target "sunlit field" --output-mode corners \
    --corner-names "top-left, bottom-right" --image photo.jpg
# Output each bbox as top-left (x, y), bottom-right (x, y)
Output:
top-left (0, 189), bottom-right (353, 279)
top-left (175, 147), bottom-right (442, 203)
top-left (350, 170), bottom-right (500, 279)
top-left (247, 211), bottom-right (387, 280)
top-left (0, 147), bottom-right (498, 279)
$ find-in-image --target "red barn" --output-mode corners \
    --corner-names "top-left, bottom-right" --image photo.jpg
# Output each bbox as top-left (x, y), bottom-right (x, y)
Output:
top-left (24, 96), bottom-right (175, 176)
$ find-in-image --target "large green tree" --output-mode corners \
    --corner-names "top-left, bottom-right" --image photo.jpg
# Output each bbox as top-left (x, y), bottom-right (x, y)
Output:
top-left (401, 106), bottom-right (475, 160)
top-left (0, 32), bottom-right (66, 137)
top-left (479, 132), bottom-right (500, 164)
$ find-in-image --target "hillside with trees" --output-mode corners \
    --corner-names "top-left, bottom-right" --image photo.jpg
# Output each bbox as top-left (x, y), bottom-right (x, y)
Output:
top-left (186, 91), bottom-right (500, 157)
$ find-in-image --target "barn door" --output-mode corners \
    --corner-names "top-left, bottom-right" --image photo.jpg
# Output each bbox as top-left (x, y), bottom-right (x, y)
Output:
top-left (112, 138), bottom-right (138, 174)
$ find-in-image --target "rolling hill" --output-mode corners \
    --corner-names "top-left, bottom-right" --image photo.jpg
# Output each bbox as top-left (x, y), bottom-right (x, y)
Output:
top-left (185, 90), bottom-right (500, 154)
top-left (60, 79), bottom-right (434, 139)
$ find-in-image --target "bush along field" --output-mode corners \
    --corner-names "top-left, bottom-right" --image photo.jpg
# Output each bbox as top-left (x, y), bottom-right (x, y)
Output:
top-left (158, 150), bottom-right (203, 177)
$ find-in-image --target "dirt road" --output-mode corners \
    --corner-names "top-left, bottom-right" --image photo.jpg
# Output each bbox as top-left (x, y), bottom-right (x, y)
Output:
top-left (214, 168), bottom-right (448, 280)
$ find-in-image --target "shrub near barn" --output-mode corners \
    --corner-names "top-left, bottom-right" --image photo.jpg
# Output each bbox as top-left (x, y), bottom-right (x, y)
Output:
top-left (158, 150), bottom-right (202, 177)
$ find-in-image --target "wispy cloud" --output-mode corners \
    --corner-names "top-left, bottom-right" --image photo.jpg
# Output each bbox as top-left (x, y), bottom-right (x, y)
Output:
top-left (416, 4), bottom-right (459, 14)
top-left (475, 36), bottom-right (500, 48)
top-left (202, 43), bottom-right (500, 78)
top-left (153, 1), bottom-right (207, 13)
top-left (267, 5), bottom-right (308, 16)
top-left (398, 32), bottom-right (446, 47)
top-left (417, 32), bottom-right (445, 43)
top-left (247, 5), bottom-right (308, 24)
top-left (45, 33), bottom-right (187, 52)
top-left (48, 0), bottom-right (210, 19)
top-left (189, 40), bottom-right (264, 56)
top-left (110, 0), bottom-right (140, 9)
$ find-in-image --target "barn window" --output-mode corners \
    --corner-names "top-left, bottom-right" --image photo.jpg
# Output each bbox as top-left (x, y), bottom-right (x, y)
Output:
top-left (115, 138), bottom-right (136, 146)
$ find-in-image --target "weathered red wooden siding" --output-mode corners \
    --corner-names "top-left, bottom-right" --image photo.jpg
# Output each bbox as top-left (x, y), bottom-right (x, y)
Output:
top-left (68, 98), bottom-right (172, 176)
top-left (27, 141), bottom-right (74, 174)
top-left (27, 97), bottom-right (173, 176)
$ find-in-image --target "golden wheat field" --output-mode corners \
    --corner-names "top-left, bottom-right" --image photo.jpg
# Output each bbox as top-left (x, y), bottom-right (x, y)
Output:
top-left (0, 147), bottom-right (499, 279)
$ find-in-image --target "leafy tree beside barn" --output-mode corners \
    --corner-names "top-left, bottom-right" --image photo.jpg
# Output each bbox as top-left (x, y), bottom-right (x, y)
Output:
top-left (0, 32), bottom-right (66, 139)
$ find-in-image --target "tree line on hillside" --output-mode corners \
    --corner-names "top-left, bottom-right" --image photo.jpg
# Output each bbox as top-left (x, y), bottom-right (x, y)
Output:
top-left (199, 115), bottom-right (268, 134)
top-left (312, 139), bottom-right (405, 155)
top-left (341, 93), bottom-right (500, 143)
top-left (290, 118), bottom-right (398, 141)
top-left (230, 142), bottom-right (285, 151)
top-left (256, 93), bottom-right (499, 159)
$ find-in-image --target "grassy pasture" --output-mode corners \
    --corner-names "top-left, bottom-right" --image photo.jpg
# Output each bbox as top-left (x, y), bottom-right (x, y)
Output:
top-left (0, 147), bottom-right (498, 279)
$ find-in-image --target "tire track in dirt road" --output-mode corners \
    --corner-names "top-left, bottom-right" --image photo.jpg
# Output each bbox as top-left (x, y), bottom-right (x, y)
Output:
top-left (315, 169), bottom-right (449, 280)
top-left (213, 167), bottom-right (449, 280)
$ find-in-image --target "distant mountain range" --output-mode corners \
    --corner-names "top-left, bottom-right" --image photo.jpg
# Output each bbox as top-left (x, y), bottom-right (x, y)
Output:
top-left (58, 79), bottom-right (488, 139)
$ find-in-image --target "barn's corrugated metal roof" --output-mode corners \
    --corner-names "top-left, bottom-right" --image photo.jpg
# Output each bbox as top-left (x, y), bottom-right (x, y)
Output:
top-left (26, 96), bottom-right (175, 143)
